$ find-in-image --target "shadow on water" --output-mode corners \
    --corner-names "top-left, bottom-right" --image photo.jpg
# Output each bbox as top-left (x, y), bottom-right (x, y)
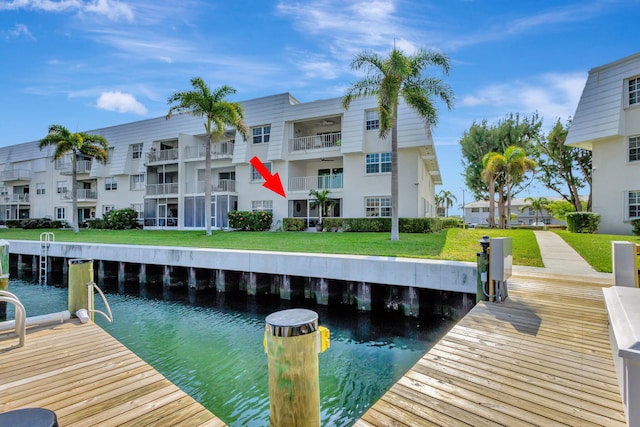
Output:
top-left (6, 279), bottom-right (456, 427)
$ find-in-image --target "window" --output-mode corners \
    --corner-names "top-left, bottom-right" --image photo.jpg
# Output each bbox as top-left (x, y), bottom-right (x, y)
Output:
top-left (130, 203), bottom-right (144, 219)
top-left (630, 135), bottom-right (640, 162)
top-left (630, 77), bottom-right (639, 106)
top-left (471, 207), bottom-right (480, 213)
top-left (365, 196), bottom-right (391, 217)
top-left (105, 176), bottom-right (118, 191)
top-left (365, 153), bottom-right (392, 174)
top-left (251, 162), bottom-right (271, 181)
top-left (629, 191), bottom-right (640, 219)
top-left (55, 207), bottom-right (65, 220)
top-left (365, 110), bottom-right (379, 130)
top-left (132, 143), bottom-right (143, 159)
top-left (57, 181), bottom-right (67, 194)
top-left (252, 200), bottom-right (273, 213)
top-left (482, 207), bottom-right (490, 213)
top-left (103, 205), bottom-right (116, 215)
top-left (130, 174), bottom-right (145, 190)
top-left (36, 183), bottom-right (46, 195)
top-left (0, 187), bottom-right (7, 196)
top-left (252, 125), bottom-right (271, 144)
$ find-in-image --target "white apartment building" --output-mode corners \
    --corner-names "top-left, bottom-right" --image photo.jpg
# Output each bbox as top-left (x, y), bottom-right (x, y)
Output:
top-left (566, 52), bottom-right (640, 235)
top-left (0, 93), bottom-right (442, 229)
top-left (463, 197), bottom-right (567, 227)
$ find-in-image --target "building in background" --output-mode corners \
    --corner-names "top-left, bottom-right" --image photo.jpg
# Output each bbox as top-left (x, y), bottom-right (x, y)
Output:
top-left (463, 197), bottom-right (567, 227)
top-left (566, 52), bottom-right (640, 235)
top-left (0, 93), bottom-right (442, 229)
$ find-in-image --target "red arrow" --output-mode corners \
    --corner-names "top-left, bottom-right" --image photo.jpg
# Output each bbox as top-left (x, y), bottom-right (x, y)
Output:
top-left (250, 156), bottom-right (286, 198)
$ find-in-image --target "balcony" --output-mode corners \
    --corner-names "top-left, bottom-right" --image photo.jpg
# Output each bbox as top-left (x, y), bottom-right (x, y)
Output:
top-left (288, 174), bottom-right (343, 192)
top-left (146, 183), bottom-right (179, 196)
top-left (186, 180), bottom-right (236, 193)
top-left (146, 148), bottom-right (179, 164)
top-left (0, 169), bottom-right (31, 182)
top-left (61, 189), bottom-right (97, 202)
top-left (57, 160), bottom-right (93, 175)
top-left (0, 194), bottom-right (29, 203)
top-left (289, 132), bottom-right (341, 153)
top-left (185, 141), bottom-right (234, 160)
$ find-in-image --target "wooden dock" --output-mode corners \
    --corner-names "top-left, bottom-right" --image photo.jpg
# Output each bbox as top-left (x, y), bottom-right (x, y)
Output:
top-left (0, 320), bottom-right (226, 426)
top-left (356, 273), bottom-right (626, 427)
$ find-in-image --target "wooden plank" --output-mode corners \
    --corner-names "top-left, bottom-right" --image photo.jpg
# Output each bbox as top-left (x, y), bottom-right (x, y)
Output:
top-left (0, 320), bottom-right (226, 427)
top-left (359, 275), bottom-right (626, 426)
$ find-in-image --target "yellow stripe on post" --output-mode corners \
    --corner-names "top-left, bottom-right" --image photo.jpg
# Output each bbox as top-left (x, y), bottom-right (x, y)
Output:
top-left (68, 259), bottom-right (94, 320)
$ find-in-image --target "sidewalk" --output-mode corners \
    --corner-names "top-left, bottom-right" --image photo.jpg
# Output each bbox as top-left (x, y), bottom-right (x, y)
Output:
top-left (512, 230), bottom-right (614, 282)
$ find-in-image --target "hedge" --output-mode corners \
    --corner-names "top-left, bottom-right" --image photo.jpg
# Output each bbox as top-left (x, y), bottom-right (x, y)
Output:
top-left (565, 212), bottom-right (601, 233)
top-left (283, 218), bottom-right (304, 231)
top-left (228, 211), bottom-right (273, 231)
top-left (632, 218), bottom-right (640, 236)
top-left (282, 217), bottom-right (442, 233)
top-left (4, 218), bottom-right (65, 229)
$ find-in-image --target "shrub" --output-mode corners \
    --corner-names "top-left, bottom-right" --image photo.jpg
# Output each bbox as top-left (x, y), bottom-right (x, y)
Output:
top-left (283, 218), bottom-right (304, 231)
top-left (228, 211), bottom-right (273, 231)
top-left (5, 220), bottom-right (21, 228)
top-left (441, 217), bottom-right (462, 229)
top-left (399, 218), bottom-right (442, 233)
top-left (87, 219), bottom-right (107, 229)
top-left (321, 218), bottom-right (344, 231)
top-left (632, 219), bottom-right (640, 236)
top-left (105, 208), bottom-right (140, 230)
top-left (343, 218), bottom-right (391, 232)
top-left (566, 212), bottom-right (601, 233)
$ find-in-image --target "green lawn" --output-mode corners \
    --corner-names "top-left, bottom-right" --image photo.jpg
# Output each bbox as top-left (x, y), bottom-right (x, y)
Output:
top-left (2, 227), bottom-right (635, 271)
top-left (554, 230), bottom-right (640, 273)
top-left (0, 227), bottom-right (543, 267)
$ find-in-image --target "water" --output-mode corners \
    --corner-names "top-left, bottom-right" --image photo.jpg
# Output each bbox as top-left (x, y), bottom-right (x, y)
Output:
top-left (5, 280), bottom-right (455, 426)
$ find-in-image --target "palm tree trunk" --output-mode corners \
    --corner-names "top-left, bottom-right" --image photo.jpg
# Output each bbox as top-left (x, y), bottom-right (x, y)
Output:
top-left (72, 153), bottom-right (79, 233)
top-left (506, 179), bottom-right (512, 228)
top-left (488, 180), bottom-right (495, 228)
top-left (391, 108), bottom-right (399, 241)
top-left (204, 136), bottom-right (212, 235)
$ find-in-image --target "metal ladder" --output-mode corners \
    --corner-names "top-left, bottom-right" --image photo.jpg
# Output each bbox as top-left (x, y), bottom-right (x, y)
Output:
top-left (39, 232), bottom-right (55, 285)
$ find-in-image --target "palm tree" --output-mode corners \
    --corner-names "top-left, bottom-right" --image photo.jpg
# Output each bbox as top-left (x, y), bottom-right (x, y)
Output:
top-left (437, 190), bottom-right (457, 217)
top-left (309, 189), bottom-right (336, 228)
top-left (167, 77), bottom-right (248, 236)
top-left (342, 47), bottom-right (454, 240)
top-left (481, 151), bottom-right (506, 228)
top-left (520, 196), bottom-right (550, 224)
top-left (39, 125), bottom-right (109, 233)
top-left (504, 146), bottom-right (537, 227)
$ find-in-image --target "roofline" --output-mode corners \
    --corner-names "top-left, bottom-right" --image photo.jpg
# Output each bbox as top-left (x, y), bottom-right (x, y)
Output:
top-left (589, 51), bottom-right (640, 74)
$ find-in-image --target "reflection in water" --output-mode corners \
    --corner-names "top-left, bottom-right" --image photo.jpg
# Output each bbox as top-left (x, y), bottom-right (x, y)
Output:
top-left (7, 281), bottom-right (454, 427)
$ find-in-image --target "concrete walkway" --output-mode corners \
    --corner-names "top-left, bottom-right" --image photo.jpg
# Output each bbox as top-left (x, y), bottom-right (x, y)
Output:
top-left (513, 230), bottom-right (613, 282)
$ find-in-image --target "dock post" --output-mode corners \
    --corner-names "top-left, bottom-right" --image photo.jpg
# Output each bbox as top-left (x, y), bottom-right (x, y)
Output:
top-left (163, 265), bottom-right (171, 288)
top-left (356, 282), bottom-right (371, 311)
top-left (314, 278), bottom-right (329, 305)
top-left (68, 259), bottom-right (94, 320)
top-left (265, 309), bottom-right (330, 426)
top-left (216, 269), bottom-right (226, 292)
top-left (16, 254), bottom-right (23, 280)
top-left (139, 263), bottom-right (147, 285)
top-left (403, 286), bottom-right (419, 317)
top-left (247, 272), bottom-right (257, 295)
top-left (118, 262), bottom-right (126, 293)
top-left (98, 260), bottom-right (105, 287)
top-left (280, 275), bottom-right (291, 300)
top-left (188, 267), bottom-right (197, 289)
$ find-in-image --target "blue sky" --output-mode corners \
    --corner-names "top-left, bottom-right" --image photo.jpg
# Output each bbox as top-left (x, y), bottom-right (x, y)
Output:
top-left (1, 0), bottom-right (638, 214)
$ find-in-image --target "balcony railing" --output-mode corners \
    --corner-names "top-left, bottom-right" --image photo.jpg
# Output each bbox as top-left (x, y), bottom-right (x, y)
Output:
top-left (146, 148), bottom-right (179, 163)
top-left (185, 141), bottom-right (234, 160)
top-left (0, 169), bottom-right (31, 181)
top-left (0, 194), bottom-right (29, 203)
top-left (61, 189), bottom-right (97, 201)
top-left (289, 132), bottom-right (341, 153)
top-left (146, 183), bottom-right (179, 196)
top-left (288, 174), bottom-right (343, 192)
top-left (57, 160), bottom-right (93, 175)
top-left (186, 179), bottom-right (236, 193)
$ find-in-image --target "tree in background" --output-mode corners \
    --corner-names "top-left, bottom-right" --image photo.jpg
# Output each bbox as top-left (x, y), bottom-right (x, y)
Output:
top-left (504, 146), bottom-right (537, 227)
top-left (167, 78), bottom-right (248, 236)
top-left (437, 190), bottom-right (457, 217)
top-left (546, 199), bottom-right (586, 222)
top-left (39, 125), bottom-right (109, 233)
top-left (481, 151), bottom-right (506, 228)
top-left (343, 46), bottom-right (454, 240)
top-left (533, 119), bottom-right (591, 212)
top-left (519, 196), bottom-right (550, 224)
top-left (309, 189), bottom-right (336, 227)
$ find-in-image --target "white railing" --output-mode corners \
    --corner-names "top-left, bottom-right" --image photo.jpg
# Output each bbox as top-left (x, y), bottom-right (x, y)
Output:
top-left (185, 141), bottom-right (235, 160)
top-left (61, 189), bottom-right (97, 201)
top-left (289, 132), bottom-right (341, 152)
top-left (145, 183), bottom-right (179, 196)
top-left (146, 148), bottom-right (179, 163)
top-left (0, 169), bottom-right (31, 181)
top-left (288, 174), bottom-right (343, 192)
top-left (186, 180), bottom-right (236, 193)
top-left (0, 194), bottom-right (29, 203)
top-left (57, 160), bottom-right (93, 174)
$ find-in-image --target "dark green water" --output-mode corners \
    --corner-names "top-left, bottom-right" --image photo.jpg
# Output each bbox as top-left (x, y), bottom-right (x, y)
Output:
top-left (7, 280), bottom-right (454, 426)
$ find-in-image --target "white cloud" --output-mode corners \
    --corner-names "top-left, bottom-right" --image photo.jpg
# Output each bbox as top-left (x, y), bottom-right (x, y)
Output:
top-left (460, 72), bottom-right (587, 124)
top-left (96, 91), bottom-right (147, 114)
top-left (0, 0), bottom-right (134, 21)
top-left (3, 23), bottom-right (35, 40)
